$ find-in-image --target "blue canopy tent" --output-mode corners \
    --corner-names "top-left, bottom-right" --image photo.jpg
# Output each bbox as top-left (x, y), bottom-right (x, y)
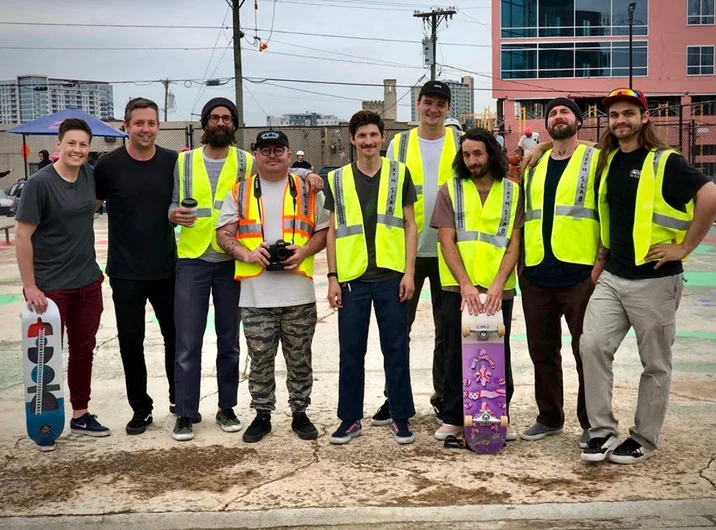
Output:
top-left (5, 108), bottom-right (126, 180)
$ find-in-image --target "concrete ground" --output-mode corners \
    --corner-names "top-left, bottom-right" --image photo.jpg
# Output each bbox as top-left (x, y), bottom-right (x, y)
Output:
top-left (0, 217), bottom-right (714, 528)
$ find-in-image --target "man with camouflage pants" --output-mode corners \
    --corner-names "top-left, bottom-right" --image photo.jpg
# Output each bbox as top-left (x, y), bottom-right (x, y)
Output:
top-left (216, 130), bottom-right (329, 443)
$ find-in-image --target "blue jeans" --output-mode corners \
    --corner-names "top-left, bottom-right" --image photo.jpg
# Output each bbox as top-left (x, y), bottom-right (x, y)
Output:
top-left (174, 259), bottom-right (240, 418)
top-left (337, 277), bottom-right (415, 422)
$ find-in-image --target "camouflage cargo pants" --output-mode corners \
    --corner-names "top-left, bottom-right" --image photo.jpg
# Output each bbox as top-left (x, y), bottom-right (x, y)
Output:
top-left (241, 303), bottom-right (316, 413)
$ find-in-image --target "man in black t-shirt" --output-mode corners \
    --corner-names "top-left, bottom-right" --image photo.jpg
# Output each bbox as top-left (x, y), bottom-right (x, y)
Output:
top-left (580, 88), bottom-right (716, 465)
top-left (291, 150), bottom-right (313, 171)
top-left (94, 98), bottom-right (179, 435)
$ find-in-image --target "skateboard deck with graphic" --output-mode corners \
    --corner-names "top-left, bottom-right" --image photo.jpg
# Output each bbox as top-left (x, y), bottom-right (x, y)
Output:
top-left (461, 296), bottom-right (508, 454)
top-left (22, 299), bottom-right (64, 451)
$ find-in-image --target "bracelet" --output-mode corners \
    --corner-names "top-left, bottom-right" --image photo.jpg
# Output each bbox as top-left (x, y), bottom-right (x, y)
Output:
top-left (327, 272), bottom-right (338, 278)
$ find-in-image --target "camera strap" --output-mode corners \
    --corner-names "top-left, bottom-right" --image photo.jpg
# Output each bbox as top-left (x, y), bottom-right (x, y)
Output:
top-left (253, 174), bottom-right (298, 244)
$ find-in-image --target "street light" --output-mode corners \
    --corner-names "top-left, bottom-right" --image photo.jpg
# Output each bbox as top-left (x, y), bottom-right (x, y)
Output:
top-left (628, 2), bottom-right (636, 89)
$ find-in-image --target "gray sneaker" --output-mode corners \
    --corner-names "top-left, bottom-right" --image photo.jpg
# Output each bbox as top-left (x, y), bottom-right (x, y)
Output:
top-left (172, 417), bottom-right (194, 441)
top-left (519, 422), bottom-right (563, 441)
top-left (579, 429), bottom-right (590, 449)
top-left (216, 408), bottom-right (243, 433)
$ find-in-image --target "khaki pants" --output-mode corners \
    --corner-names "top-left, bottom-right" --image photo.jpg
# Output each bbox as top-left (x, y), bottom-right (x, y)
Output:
top-left (580, 271), bottom-right (684, 451)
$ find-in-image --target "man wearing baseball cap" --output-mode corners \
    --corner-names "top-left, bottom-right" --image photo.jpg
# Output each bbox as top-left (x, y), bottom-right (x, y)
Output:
top-left (518, 127), bottom-right (540, 157)
top-left (216, 129), bottom-right (329, 443)
top-left (379, 80), bottom-right (463, 428)
top-left (580, 88), bottom-right (716, 464)
top-left (519, 96), bottom-right (600, 448)
top-left (292, 150), bottom-right (313, 171)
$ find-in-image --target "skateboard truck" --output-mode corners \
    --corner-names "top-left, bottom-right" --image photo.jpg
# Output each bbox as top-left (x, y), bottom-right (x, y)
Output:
top-left (464, 411), bottom-right (509, 428)
top-left (461, 324), bottom-right (506, 340)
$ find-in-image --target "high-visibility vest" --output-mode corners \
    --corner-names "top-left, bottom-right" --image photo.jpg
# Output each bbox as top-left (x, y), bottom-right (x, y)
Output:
top-left (393, 127), bottom-right (462, 233)
top-left (328, 158), bottom-right (407, 283)
top-left (176, 146), bottom-right (253, 259)
top-left (598, 148), bottom-right (693, 266)
top-left (233, 173), bottom-right (316, 280)
top-left (438, 177), bottom-right (520, 290)
top-left (523, 145), bottom-right (599, 267)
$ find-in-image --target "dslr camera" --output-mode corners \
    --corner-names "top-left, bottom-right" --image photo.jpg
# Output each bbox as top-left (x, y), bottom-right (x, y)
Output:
top-left (266, 239), bottom-right (295, 271)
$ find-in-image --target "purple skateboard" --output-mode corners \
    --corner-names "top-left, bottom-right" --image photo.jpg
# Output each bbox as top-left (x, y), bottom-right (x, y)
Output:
top-left (461, 303), bottom-right (507, 454)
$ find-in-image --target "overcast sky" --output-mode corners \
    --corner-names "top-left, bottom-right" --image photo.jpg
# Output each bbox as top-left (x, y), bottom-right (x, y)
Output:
top-left (0, 0), bottom-right (493, 125)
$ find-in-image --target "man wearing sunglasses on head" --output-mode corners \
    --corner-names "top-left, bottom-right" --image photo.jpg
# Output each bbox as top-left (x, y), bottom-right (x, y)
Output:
top-left (216, 130), bottom-right (329, 443)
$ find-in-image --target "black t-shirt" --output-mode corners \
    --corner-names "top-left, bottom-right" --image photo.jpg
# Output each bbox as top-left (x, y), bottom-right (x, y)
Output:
top-left (324, 162), bottom-right (417, 282)
top-left (522, 157), bottom-right (593, 288)
top-left (15, 164), bottom-right (101, 291)
top-left (605, 147), bottom-right (710, 279)
top-left (291, 160), bottom-right (312, 170)
top-left (95, 146), bottom-right (178, 280)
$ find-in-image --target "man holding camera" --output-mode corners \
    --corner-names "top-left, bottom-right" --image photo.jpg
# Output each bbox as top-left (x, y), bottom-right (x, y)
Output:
top-left (217, 130), bottom-right (329, 443)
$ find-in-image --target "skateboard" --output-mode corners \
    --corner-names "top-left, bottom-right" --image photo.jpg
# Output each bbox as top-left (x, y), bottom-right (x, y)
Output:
top-left (461, 296), bottom-right (508, 454)
top-left (21, 299), bottom-right (64, 451)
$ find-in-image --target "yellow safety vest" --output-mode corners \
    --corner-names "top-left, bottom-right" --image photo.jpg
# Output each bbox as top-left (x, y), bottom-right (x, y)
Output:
top-left (328, 158), bottom-right (407, 283)
top-left (393, 127), bottom-right (462, 233)
top-left (523, 145), bottom-right (599, 267)
top-left (598, 148), bottom-right (693, 266)
top-left (233, 173), bottom-right (316, 280)
top-left (438, 177), bottom-right (519, 290)
top-left (177, 146), bottom-right (253, 259)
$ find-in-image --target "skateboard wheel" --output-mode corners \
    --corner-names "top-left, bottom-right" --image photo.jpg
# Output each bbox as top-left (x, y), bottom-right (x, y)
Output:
top-left (496, 325), bottom-right (505, 337)
top-left (464, 415), bottom-right (473, 427)
top-left (500, 416), bottom-right (508, 428)
top-left (461, 324), bottom-right (471, 338)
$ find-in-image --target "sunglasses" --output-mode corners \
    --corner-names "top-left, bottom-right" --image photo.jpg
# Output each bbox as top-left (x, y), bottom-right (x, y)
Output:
top-left (607, 88), bottom-right (640, 98)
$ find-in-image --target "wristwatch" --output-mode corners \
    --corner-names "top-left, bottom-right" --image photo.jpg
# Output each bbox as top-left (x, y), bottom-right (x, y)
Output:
top-left (327, 272), bottom-right (338, 278)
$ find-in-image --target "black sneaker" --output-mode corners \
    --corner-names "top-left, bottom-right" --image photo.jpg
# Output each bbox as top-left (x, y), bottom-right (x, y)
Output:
top-left (215, 408), bottom-right (242, 433)
top-left (242, 412), bottom-right (272, 443)
top-left (580, 434), bottom-right (619, 462)
top-left (608, 437), bottom-right (656, 465)
top-left (172, 417), bottom-right (194, 441)
top-left (169, 404), bottom-right (202, 424)
top-left (70, 413), bottom-right (111, 437)
top-left (126, 410), bottom-right (153, 435)
top-left (292, 412), bottom-right (318, 440)
top-left (432, 399), bottom-right (444, 426)
top-left (371, 400), bottom-right (391, 426)
top-left (390, 419), bottom-right (415, 444)
top-left (329, 420), bottom-right (362, 444)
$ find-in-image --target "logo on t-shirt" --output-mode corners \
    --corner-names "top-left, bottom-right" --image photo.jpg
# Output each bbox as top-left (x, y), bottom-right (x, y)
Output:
top-left (630, 169), bottom-right (641, 179)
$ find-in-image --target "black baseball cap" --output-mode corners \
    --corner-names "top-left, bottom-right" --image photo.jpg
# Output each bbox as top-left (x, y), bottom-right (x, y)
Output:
top-left (418, 81), bottom-right (451, 104)
top-left (254, 130), bottom-right (290, 149)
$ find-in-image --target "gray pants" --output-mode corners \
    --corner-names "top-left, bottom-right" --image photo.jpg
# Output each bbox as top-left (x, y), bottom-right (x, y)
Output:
top-left (580, 271), bottom-right (684, 451)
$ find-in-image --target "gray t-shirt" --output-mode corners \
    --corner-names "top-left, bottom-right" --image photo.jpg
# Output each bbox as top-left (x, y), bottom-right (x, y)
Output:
top-left (15, 164), bottom-right (101, 291)
top-left (216, 176), bottom-right (329, 308)
top-left (387, 134), bottom-right (445, 258)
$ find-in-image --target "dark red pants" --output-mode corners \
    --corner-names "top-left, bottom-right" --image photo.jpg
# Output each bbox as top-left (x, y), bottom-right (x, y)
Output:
top-left (44, 275), bottom-right (104, 411)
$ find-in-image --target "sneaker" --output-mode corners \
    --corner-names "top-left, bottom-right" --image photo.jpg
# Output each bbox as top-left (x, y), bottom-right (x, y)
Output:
top-left (215, 408), bottom-right (242, 433)
top-left (70, 413), bottom-right (111, 437)
top-left (519, 422), bottom-right (563, 441)
top-left (579, 429), bottom-right (590, 449)
top-left (434, 423), bottom-right (463, 441)
top-left (37, 442), bottom-right (56, 452)
top-left (242, 413), bottom-right (272, 443)
top-left (608, 437), bottom-right (656, 465)
top-left (505, 425), bottom-right (517, 441)
top-left (371, 400), bottom-right (391, 426)
top-left (126, 410), bottom-right (153, 435)
top-left (432, 399), bottom-right (444, 426)
top-left (580, 434), bottom-right (619, 462)
top-left (390, 420), bottom-right (415, 444)
top-left (172, 417), bottom-right (194, 441)
top-left (330, 420), bottom-right (362, 444)
top-left (170, 404), bottom-right (202, 424)
top-left (292, 412), bottom-right (319, 440)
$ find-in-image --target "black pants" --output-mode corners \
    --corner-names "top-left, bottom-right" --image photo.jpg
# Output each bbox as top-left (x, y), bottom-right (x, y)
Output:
top-left (110, 276), bottom-right (176, 412)
top-left (442, 290), bottom-right (514, 426)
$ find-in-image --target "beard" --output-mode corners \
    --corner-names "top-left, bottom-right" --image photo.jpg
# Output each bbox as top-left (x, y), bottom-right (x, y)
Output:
top-left (469, 164), bottom-right (489, 180)
top-left (204, 125), bottom-right (235, 147)
top-left (611, 122), bottom-right (641, 140)
top-left (548, 121), bottom-right (578, 140)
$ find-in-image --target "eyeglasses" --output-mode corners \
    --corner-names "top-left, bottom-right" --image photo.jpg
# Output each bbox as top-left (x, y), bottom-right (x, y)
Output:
top-left (258, 146), bottom-right (286, 157)
top-left (607, 88), bottom-right (639, 98)
top-left (208, 114), bottom-right (234, 125)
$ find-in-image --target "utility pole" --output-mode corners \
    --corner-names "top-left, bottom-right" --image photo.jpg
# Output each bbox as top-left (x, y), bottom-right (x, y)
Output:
top-left (231, 0), bottom-right (245, 148)
top-left (414, 7), bottom-right (456, 81)
top-left (161, 79), bottom-right (170, 121)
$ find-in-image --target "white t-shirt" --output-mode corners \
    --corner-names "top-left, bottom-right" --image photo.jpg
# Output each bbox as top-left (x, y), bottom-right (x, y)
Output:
top-left (518, 133), bottom-right (540, 154)
top-left (387, 134), bottom-right (446, 258)
top-left (216, 175), bottom-right (329, 308)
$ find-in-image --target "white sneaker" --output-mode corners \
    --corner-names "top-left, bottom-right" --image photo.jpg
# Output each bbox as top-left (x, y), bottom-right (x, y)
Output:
top-left (434, 423), bottom-right (462, 440)
top-left (505, 426), bottom-right (517, 441)
top-left (581, 434), bottom-right (620, 462)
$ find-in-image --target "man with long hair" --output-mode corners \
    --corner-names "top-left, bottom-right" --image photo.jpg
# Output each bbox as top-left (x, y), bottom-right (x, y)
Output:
top-left (431, 127), bottom-right (522, 441)
top-left (580, 88), bottom-right (716, 464)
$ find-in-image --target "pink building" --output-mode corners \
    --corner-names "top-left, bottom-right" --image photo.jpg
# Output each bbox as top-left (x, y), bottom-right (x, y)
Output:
top-left (492, 0), bottom-right (716, 176)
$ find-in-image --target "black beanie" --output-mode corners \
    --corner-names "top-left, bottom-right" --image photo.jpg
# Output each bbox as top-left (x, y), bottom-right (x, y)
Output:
top-left (544, 97), bottom-right (583, 129)
top-left (201, 97), bottom-right (239, 129)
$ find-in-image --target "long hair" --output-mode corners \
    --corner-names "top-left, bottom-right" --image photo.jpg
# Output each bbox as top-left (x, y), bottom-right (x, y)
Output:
top-left (452, 127), bottom-right (506, 181)
top-left (595, 114), bottom-right (672, 178)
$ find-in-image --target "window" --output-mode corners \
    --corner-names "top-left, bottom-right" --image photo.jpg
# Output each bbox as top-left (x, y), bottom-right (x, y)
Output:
top-left (611, 0), bottom-right (648, 35)
top-left (576, 42), bottom-right (611, 77)
top-left (502, 0), bottom-right (537, 38)
top-left (575, 0), bottom-right (610, 36)
top-left (688, 0), bottom-right (715, 25)
top-left (687, 46), bottom-right (715, 75)
top-left (539, 0), bottom-right (574, 36)
top-left (612, 41), bottom-right (648, 76)
top-left (539, 43), bottom-right (575, 77)
top-left (692, 96), bottom-right (716, 115)
top-left (502, 44), bottom-right (537, 78)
